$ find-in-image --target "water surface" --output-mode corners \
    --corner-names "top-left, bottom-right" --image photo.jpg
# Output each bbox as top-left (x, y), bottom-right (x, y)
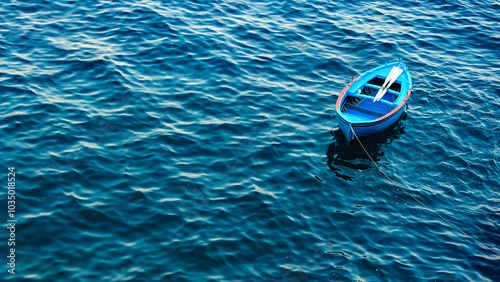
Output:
top-left (1, 0), bottom-right (499, 280)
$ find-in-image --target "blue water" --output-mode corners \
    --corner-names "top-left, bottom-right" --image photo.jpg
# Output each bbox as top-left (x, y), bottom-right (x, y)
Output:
top-left (1, 0), bottom-right (499, 280)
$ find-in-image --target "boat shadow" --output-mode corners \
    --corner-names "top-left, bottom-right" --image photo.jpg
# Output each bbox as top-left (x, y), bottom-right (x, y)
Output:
top-left (326, 114), bottom-right (408, 181)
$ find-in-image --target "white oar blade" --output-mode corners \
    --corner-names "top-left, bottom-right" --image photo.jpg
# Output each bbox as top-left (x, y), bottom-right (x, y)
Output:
top-left (373, 67), bottom-right (398, 102)
top-left (374, 67), bottom-right (403, 102)
top-left (381, 67), bottom-right (398, 89)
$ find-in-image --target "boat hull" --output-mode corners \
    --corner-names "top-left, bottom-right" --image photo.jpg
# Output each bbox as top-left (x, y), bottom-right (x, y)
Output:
top-left (337, 98), bottom-right (408, 142)
top-left (335, 60), bottom-right (412, 142)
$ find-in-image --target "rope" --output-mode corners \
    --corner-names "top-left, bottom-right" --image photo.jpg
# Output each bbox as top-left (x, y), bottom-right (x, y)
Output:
top-left (349, 124), bottom-right (500, 257)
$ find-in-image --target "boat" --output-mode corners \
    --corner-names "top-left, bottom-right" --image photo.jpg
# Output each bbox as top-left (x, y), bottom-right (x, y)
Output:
top-left (336, 59), bottom-right (412, 142)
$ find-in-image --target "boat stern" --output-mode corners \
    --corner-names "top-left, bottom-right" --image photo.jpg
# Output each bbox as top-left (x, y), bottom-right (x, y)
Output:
top-left (336, 114), bottom-right (355, 142)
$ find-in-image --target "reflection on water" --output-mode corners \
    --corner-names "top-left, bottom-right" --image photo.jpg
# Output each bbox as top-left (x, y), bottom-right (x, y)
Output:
top-left (326, 114), bottom-right (408, 181)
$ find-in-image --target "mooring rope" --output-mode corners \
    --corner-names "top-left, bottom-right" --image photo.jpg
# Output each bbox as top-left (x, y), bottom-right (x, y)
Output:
top-left (349, 124), bottom-right (500, 257)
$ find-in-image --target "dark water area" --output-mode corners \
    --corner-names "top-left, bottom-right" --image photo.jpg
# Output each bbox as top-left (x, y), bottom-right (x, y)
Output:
top-left (1, 0), bottom-right (499, 280)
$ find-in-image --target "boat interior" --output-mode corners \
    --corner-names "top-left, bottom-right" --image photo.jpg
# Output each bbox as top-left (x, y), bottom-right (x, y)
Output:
top-left (340, 76), bottom-right (402, 122)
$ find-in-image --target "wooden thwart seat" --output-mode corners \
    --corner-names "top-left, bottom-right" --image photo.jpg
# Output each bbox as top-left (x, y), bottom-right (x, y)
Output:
top-left (364, 83), bottom-right (400, 97)
top-left (351, 93), bottom-right (394, 107)
top-left (344, 103), bottom-right (386, 117)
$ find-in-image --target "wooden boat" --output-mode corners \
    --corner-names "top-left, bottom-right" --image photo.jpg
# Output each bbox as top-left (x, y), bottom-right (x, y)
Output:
top-left (336, 59), bottom-right (412, 142)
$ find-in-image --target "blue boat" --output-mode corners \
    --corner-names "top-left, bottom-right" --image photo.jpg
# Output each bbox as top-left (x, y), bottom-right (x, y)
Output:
top-left (336, 59), bottom-right (412, 142)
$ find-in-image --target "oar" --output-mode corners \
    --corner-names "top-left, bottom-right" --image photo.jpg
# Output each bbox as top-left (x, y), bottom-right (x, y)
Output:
top-left (374, 67), bottom-right (398, 101)
top-left (374, 66), bottom-right (403, 102)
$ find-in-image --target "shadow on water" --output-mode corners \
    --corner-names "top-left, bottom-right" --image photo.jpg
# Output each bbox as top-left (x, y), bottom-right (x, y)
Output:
top-left (326, 114), bottom-right (408, 181)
